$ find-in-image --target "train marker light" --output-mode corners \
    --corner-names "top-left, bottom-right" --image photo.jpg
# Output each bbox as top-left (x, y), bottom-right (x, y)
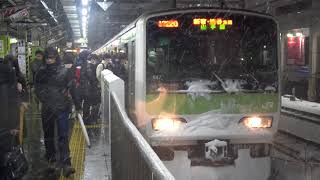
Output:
top-left (152, 118), bottom-right (186, 131)
top-left (158, 20), bottom-right (179, 28)
top-left (241, 116), bottom-right (272, 128)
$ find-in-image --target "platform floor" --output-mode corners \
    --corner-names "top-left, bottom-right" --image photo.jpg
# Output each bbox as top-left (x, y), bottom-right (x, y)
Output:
top-left (22, 103), bottom-right (111, 180)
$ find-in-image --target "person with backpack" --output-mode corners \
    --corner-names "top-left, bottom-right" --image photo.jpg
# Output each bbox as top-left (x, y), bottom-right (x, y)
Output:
top-left (96, 53), bottom-right (111, 82)
top-left (80, 54), bottom-right (101, 125)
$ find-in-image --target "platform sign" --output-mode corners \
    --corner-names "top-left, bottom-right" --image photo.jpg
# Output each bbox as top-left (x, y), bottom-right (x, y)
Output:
top-left (287, 37), bottom-right (305, 65)
top-left (18, 55), bottom-right (27, 76)
top-left (9, 8), bottom-right (29, 22)
top-left (0, 40), bottom-right (3, 53)
top-left (193, 18), bottom-right (233, 31)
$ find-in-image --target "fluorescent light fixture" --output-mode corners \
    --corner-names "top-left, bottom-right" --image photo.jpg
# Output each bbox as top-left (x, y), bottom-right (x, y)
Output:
top-left (82, 8), bottom-right (88, 16)
top-left (287, 33), bottom-right (293, 38)
top-left (10, 38), bottom-right (18, 44)
top-left (40, 0), bottom-right (58, 23)
top-left (82, 0), bottom-right (88, 6)
top-left (82, 16), bottom-right (87, 23)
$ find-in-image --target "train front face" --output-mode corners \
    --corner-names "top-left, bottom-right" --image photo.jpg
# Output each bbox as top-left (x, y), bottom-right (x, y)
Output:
top-left (143, 10), bottom-right (279, 179)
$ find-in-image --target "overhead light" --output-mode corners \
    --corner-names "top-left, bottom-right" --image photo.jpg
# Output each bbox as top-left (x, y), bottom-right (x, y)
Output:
top-left (82, 0), bottom-right (88, 6)
top-left (82, 16), bottom-right (87, 23)
top-left (10, 38), bottom-right (18, 44)
top-left (82, 8), bottom-right (88, 16)
top-left (287, 33), bottom-right (294, 38)
top-left (40, 0), bottom-right (58, 23)
top-left (82, 23), bottom-right (87, 29)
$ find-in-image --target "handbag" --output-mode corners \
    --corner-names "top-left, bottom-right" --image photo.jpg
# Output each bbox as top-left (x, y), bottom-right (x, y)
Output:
top-left (2, 145), bottom-right (28, 179)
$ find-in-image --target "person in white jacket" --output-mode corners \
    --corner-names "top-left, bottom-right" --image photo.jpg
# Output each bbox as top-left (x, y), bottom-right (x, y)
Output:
top-left (96, 54), bottom-right (112, 82)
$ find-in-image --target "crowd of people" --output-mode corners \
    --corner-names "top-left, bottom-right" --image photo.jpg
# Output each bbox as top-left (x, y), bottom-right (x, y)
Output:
top-left (0, 47), bottom-right (126, 179)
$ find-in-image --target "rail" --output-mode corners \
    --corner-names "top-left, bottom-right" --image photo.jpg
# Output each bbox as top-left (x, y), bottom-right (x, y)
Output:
top-left (279, 96), bottom-right (320, 144)
top-left (110, 92), bottom-right (176, 180)
top-left (281, 107), bottom-right (320, 125)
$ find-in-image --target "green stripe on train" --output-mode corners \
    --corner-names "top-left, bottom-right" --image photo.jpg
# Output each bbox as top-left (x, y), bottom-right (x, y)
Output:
top-left (146, 93), bottom-right (279, 115)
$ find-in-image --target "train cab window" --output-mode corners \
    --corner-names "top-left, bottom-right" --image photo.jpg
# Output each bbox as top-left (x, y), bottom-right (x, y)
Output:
top-left (146, 12), bottom-right (278, 93)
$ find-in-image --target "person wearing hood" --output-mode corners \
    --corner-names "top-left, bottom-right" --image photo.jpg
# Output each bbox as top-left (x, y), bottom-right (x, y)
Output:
top-left (80, 54), bottom-right (101, 125)
top-left (111, 55), bottom-right (126, 80)
top-left (96, 53), bottom-right (111, 82)
top-left (34, 47), bottom-right (81, 177)
top-left (0, 57), bottom-right (22, 179)
top-left (30, 50), bottom-right (44, 84)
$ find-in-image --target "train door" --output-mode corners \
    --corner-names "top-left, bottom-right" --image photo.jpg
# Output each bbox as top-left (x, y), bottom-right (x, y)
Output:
top-left (127, 40), bottom-right (136, 121)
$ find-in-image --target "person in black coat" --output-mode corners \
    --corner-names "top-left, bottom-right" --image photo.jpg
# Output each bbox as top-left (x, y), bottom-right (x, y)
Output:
top-left (0, 57), bottom-right (21, 180)
top-left (34, 47), bottom-right (81, 177)
top-left (30, 50), bottom-right (44, 85)
top-left (79, 54), bottom-right (100, 125)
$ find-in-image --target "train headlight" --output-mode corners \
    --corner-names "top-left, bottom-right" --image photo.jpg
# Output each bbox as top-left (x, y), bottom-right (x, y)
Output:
top-left (152, 118), bottom-right (186, 131)
top-left (241, 116), bottom-right (272, 128)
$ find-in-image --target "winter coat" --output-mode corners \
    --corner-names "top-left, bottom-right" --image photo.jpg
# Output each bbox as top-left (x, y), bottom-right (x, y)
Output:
top-left (35, 63), bottom-right (80, 112)
top-left (0, 63), bottom-right (20, 131)
top-left (79, 62), bottom-right (100, 104)
top-left (30, 59), bottom-right (43, 84)
top-left (96, 61), bottom-right (111, 82)
top-left (111, 62), bottom-right (126, 80)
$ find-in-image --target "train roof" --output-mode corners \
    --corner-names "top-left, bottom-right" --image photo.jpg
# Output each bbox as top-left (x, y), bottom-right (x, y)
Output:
top-left (94, 7), bottom-right (275, 53)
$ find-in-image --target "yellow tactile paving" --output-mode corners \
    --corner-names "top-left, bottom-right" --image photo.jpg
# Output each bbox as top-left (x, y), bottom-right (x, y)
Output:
top-left (85, 124), bottom-right (104, 129)
top-left (60, 122), bottom-right (86, 180)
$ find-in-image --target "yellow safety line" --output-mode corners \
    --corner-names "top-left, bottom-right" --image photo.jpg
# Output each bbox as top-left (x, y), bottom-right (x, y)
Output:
top-left (85, 124), bottom-right (104, 129)
top-left (60, 122), bottom-right (85, 180)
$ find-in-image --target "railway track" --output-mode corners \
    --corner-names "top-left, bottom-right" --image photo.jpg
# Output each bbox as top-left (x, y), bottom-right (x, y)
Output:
top-left (281, 107), bottom-right (320, 126)
top-left (278, 103), bottom-right (320, 146)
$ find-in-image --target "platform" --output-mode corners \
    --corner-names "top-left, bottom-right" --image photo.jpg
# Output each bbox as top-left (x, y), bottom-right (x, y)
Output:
top-left (22, 103), bottom-right (111, 180)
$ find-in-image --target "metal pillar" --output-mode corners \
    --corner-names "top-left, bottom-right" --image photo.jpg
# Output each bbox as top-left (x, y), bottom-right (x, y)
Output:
top-left (169, 0), bottom-right (176, 8)
top-left (307, 30), bottom-right (319, 101)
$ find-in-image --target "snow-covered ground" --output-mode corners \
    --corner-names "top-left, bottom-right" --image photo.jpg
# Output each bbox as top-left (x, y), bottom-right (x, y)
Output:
top-left (270, 132), bottom-right (320, 180)
top-left (280, 95), bottom-right (320, 144)
top-left (282, 95), bottom-right (320, 116)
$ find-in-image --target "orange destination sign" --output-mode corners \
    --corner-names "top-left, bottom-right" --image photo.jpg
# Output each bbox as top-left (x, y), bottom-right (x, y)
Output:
top-left (158, 20), bottom-right (179, 28)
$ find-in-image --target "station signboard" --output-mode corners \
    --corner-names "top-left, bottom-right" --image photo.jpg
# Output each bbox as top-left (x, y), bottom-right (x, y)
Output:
top-left (9, 8), bottom-right (29, 22)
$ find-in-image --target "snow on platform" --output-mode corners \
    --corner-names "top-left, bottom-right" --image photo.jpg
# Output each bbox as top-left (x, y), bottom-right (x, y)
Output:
top-left (279, 95), bottom-right (320, 144)
top-left (281, 95), bottom-right (320, 116)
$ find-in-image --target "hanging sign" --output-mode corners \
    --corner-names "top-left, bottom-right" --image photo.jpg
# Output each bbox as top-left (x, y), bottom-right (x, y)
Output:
top-left (9, 8), bottom-right (29, 22)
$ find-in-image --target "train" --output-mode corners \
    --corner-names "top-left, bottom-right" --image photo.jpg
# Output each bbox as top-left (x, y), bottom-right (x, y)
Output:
top-left (94, 8), bottom-right (280, 180)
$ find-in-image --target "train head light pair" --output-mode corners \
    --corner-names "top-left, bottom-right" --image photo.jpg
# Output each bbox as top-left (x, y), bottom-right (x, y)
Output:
top-left (241, 116), bottom-right (273, 128)
top-left (152, 118), bottom-right (187, 131)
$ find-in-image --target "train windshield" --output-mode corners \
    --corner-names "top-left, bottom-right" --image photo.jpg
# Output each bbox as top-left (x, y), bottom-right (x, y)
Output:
top-left (146, 12), bottom-right (278, 93)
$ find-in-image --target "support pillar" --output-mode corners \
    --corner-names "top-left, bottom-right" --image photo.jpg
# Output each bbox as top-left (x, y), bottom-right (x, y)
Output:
top-left (169, 0), bottom-right (176, 8)
top-left (307, 31), bottom-right (319, 101)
